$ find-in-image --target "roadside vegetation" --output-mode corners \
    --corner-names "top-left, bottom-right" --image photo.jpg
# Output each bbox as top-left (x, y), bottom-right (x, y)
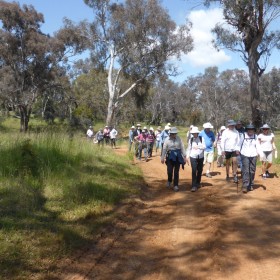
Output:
top-left (0, 118), bottom-right (142, 279)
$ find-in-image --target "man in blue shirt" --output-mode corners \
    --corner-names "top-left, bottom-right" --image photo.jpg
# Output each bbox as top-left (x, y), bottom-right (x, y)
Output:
top-left (199, 122), bottom-right (215, 178)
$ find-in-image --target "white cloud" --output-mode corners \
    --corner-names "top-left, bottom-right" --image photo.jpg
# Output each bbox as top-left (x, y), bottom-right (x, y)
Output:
top-left (183, 8), bottom-right (231, 67)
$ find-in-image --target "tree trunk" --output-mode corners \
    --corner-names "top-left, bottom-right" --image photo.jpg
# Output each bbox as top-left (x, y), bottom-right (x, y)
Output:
top-left (19, 105), bottom-right (30, 132)
top-left (106, 96), bottom-right (115, 126)
top-left (248, 50), bottom-right (262, 128)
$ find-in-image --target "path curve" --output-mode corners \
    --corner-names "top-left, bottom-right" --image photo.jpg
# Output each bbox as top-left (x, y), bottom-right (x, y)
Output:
top-left (58, 147), bottom-right (280, 280)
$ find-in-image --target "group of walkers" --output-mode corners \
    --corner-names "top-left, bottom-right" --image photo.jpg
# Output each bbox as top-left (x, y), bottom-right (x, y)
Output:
top-left (132, 121), bottom-right (277, 194)
top-left (86, 125), bottom-right (118, 148)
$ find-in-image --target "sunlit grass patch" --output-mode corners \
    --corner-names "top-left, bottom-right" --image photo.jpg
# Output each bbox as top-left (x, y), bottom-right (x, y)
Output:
top-left (0, 131), bottom-right (142, 279)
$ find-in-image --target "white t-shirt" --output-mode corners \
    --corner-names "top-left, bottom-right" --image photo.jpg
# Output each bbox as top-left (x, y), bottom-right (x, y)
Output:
top-left (257, 133), bottom-right (274, 152)
top-left (86, 129), bottom-right (94, 138)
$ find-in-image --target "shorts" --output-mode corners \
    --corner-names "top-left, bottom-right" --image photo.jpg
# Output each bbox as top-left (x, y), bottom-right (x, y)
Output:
top-left (203, 151), bottom-right (214, 164)
top-left (260, 151), bottom-right (273, 163)
top-left (225, 151), bottom-right (237, 160)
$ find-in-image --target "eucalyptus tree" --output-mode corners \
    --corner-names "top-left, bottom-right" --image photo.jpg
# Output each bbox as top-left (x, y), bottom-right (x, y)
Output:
top-left (259, 67), bottom-right (280, 126)
top-left (203, 0), bottom-right (280, 128)
top-left (0, 1), bottom-right (86, 131)
top-left (187, 67), bottom-right (250, 129)
top-left (84, 0), bottom-right (193, 125)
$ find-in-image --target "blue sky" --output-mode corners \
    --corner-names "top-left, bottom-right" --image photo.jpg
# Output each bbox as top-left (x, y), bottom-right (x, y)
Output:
top-left (8, 0), bottom-right (280, 83)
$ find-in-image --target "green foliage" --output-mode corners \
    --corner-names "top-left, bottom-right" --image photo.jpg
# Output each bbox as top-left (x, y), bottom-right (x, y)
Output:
top-left (0, 130), bottom-right (142, 279)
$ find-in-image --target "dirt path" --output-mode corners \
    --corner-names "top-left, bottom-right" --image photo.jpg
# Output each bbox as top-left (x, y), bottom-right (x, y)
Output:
top-left (58, 148), bottom-right (280, 280)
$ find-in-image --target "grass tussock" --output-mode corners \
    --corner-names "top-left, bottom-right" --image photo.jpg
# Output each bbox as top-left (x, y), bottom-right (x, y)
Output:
top-left (0, 131), bottom-right (142, 279)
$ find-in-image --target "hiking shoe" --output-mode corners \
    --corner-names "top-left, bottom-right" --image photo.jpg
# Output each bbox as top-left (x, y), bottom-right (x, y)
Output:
top-left (166, 181), bottom-right (171, 188)
top-left (248, 185), bottom-right (253, 191)
top-left (266, 171), bottom-right (270, 178)
top-left (191, 186), bottom-right (197, 192)
top-left (233, 175), bottom-right (238, 183)
top-left (262, 174), bottom-right (266, 179)
top-left (242, 186), bottom-right (247, 193)
top-left (206, 173), bottom-right (212, 178)
top-left (226, 175), bottom-right (230, 181)
top-left (174, 186), bottom-right (179, 192)
top-left (196, 184), bottom-right (202, 189)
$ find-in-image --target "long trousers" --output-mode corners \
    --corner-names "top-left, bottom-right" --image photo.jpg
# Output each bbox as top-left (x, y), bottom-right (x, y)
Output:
top-left (190, 157), bottom-right (204, 187)
top-left (166, 159), bottom-right (180, 186)
top-left (241, 155), bottom-right (257, 187)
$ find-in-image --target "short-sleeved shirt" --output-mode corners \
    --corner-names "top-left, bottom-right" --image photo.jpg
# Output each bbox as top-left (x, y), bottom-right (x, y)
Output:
top-left (257, 133), bottom-right (274, 152)
top-left (199, 130), bottom-right (215, 152)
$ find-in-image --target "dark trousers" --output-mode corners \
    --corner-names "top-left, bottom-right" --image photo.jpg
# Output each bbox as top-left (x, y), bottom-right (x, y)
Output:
top-left (241, 155), bottom-right (257, 187)
top-left (190, 157), bottom-right (204, 187)
top-left (167, 159), bottom-right (180, 186)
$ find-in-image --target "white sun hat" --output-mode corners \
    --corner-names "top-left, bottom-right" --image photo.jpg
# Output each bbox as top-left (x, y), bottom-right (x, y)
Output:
top-left (203, 122), bottom-right (213, 129)
top-left (191, 126), bottom-right (200, 134)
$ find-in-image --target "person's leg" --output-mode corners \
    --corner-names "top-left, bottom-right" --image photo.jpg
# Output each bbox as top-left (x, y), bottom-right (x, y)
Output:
top-left (196, 157), bottom-right (204, 186)
top-left (167, 159), bottom-right (174, 184)
top-left (241, 155), bottom-right (249, 192)
top-left (138, 144), bottom-right (142, 159)
top-left (190, 157), bottom-right (198, 187)
top-left (249, 156), bottom-right (257, 189)
top-left (232, 155), bottom-right (238, 182)
top-left (173, 162), bottom-right (180, 188)
top-left (225, 152), bottom-right (231, 179)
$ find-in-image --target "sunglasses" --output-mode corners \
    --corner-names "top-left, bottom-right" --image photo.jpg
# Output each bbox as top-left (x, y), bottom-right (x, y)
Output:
top-left (263, 128), bottom-right (269, 130)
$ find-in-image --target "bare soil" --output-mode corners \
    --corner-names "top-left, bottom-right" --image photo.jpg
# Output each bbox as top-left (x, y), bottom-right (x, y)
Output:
top-left (56, 148), bottom-right (280, 280)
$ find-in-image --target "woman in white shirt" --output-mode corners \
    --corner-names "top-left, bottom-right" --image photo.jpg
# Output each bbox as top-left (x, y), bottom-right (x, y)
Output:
top-left (257, 124), bottom-right (277, 178)
top-left (186, 127), bottom-right (206, 192)
top-left (238, 124), bottom-right (260, 193)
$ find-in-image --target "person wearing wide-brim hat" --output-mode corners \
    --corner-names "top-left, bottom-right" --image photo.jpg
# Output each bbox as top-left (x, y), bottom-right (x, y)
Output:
top-left (161, 127), bottom-right (187, 192)
top-left (221, 120), bottom-right (240, 183)
top-left (237, 124), bottom-right (261, 193)
top-left (134, 126), bottom-right (148, 161)
top-left (215, 125), bottom-right (226, 168)
top-left (257, 124), bottom-right (277, 179)
top-left (159, 125), bottom-right (171, 154)
top-left (155, 126), bottom-right (162, 155)
top-left (199, 122), bottom-right (215, 178)
top-left (128, 125), bottom-right (135, 151)
top-left (186, 126), bottom-right (206, 192)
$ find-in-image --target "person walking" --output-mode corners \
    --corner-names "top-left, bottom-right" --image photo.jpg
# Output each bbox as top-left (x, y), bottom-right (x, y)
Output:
top-left (221, 120), bottom-right (240, 183)
top-left (186, 126), bottom-right (206, 192)
top-left (128, 126), bottom-right (135, 151)
top-left (215, 125), bottom-right (226, 167)
top-left (258, 124), bottom-right (277, 179)
top-left (155, 126), bottom-right (162, 155)
top-left (134, 124), bottom-right (142, 158)
top-left (147, 127), bottom-right (156, 157)
top-left (135, 127), bottom-right (148, 161)
top-left (238, 124), bottom-right (260, 193)
top-left (160, 125), bottom-right (170, 153)
top-left (95, 128), bottom-right (104, 146)
top-left (110, 126), bottom-right (118, 148)
top-left (86, 125), bottom-right (94, 141)
top-left (103, 126), bottom-right (111, 145)
top-left (199, 122), bottom-right (215, 178)
top-left (161, 127), bottom-right (187, 192)
top-left (235, 120), bottom-right (245, 169)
